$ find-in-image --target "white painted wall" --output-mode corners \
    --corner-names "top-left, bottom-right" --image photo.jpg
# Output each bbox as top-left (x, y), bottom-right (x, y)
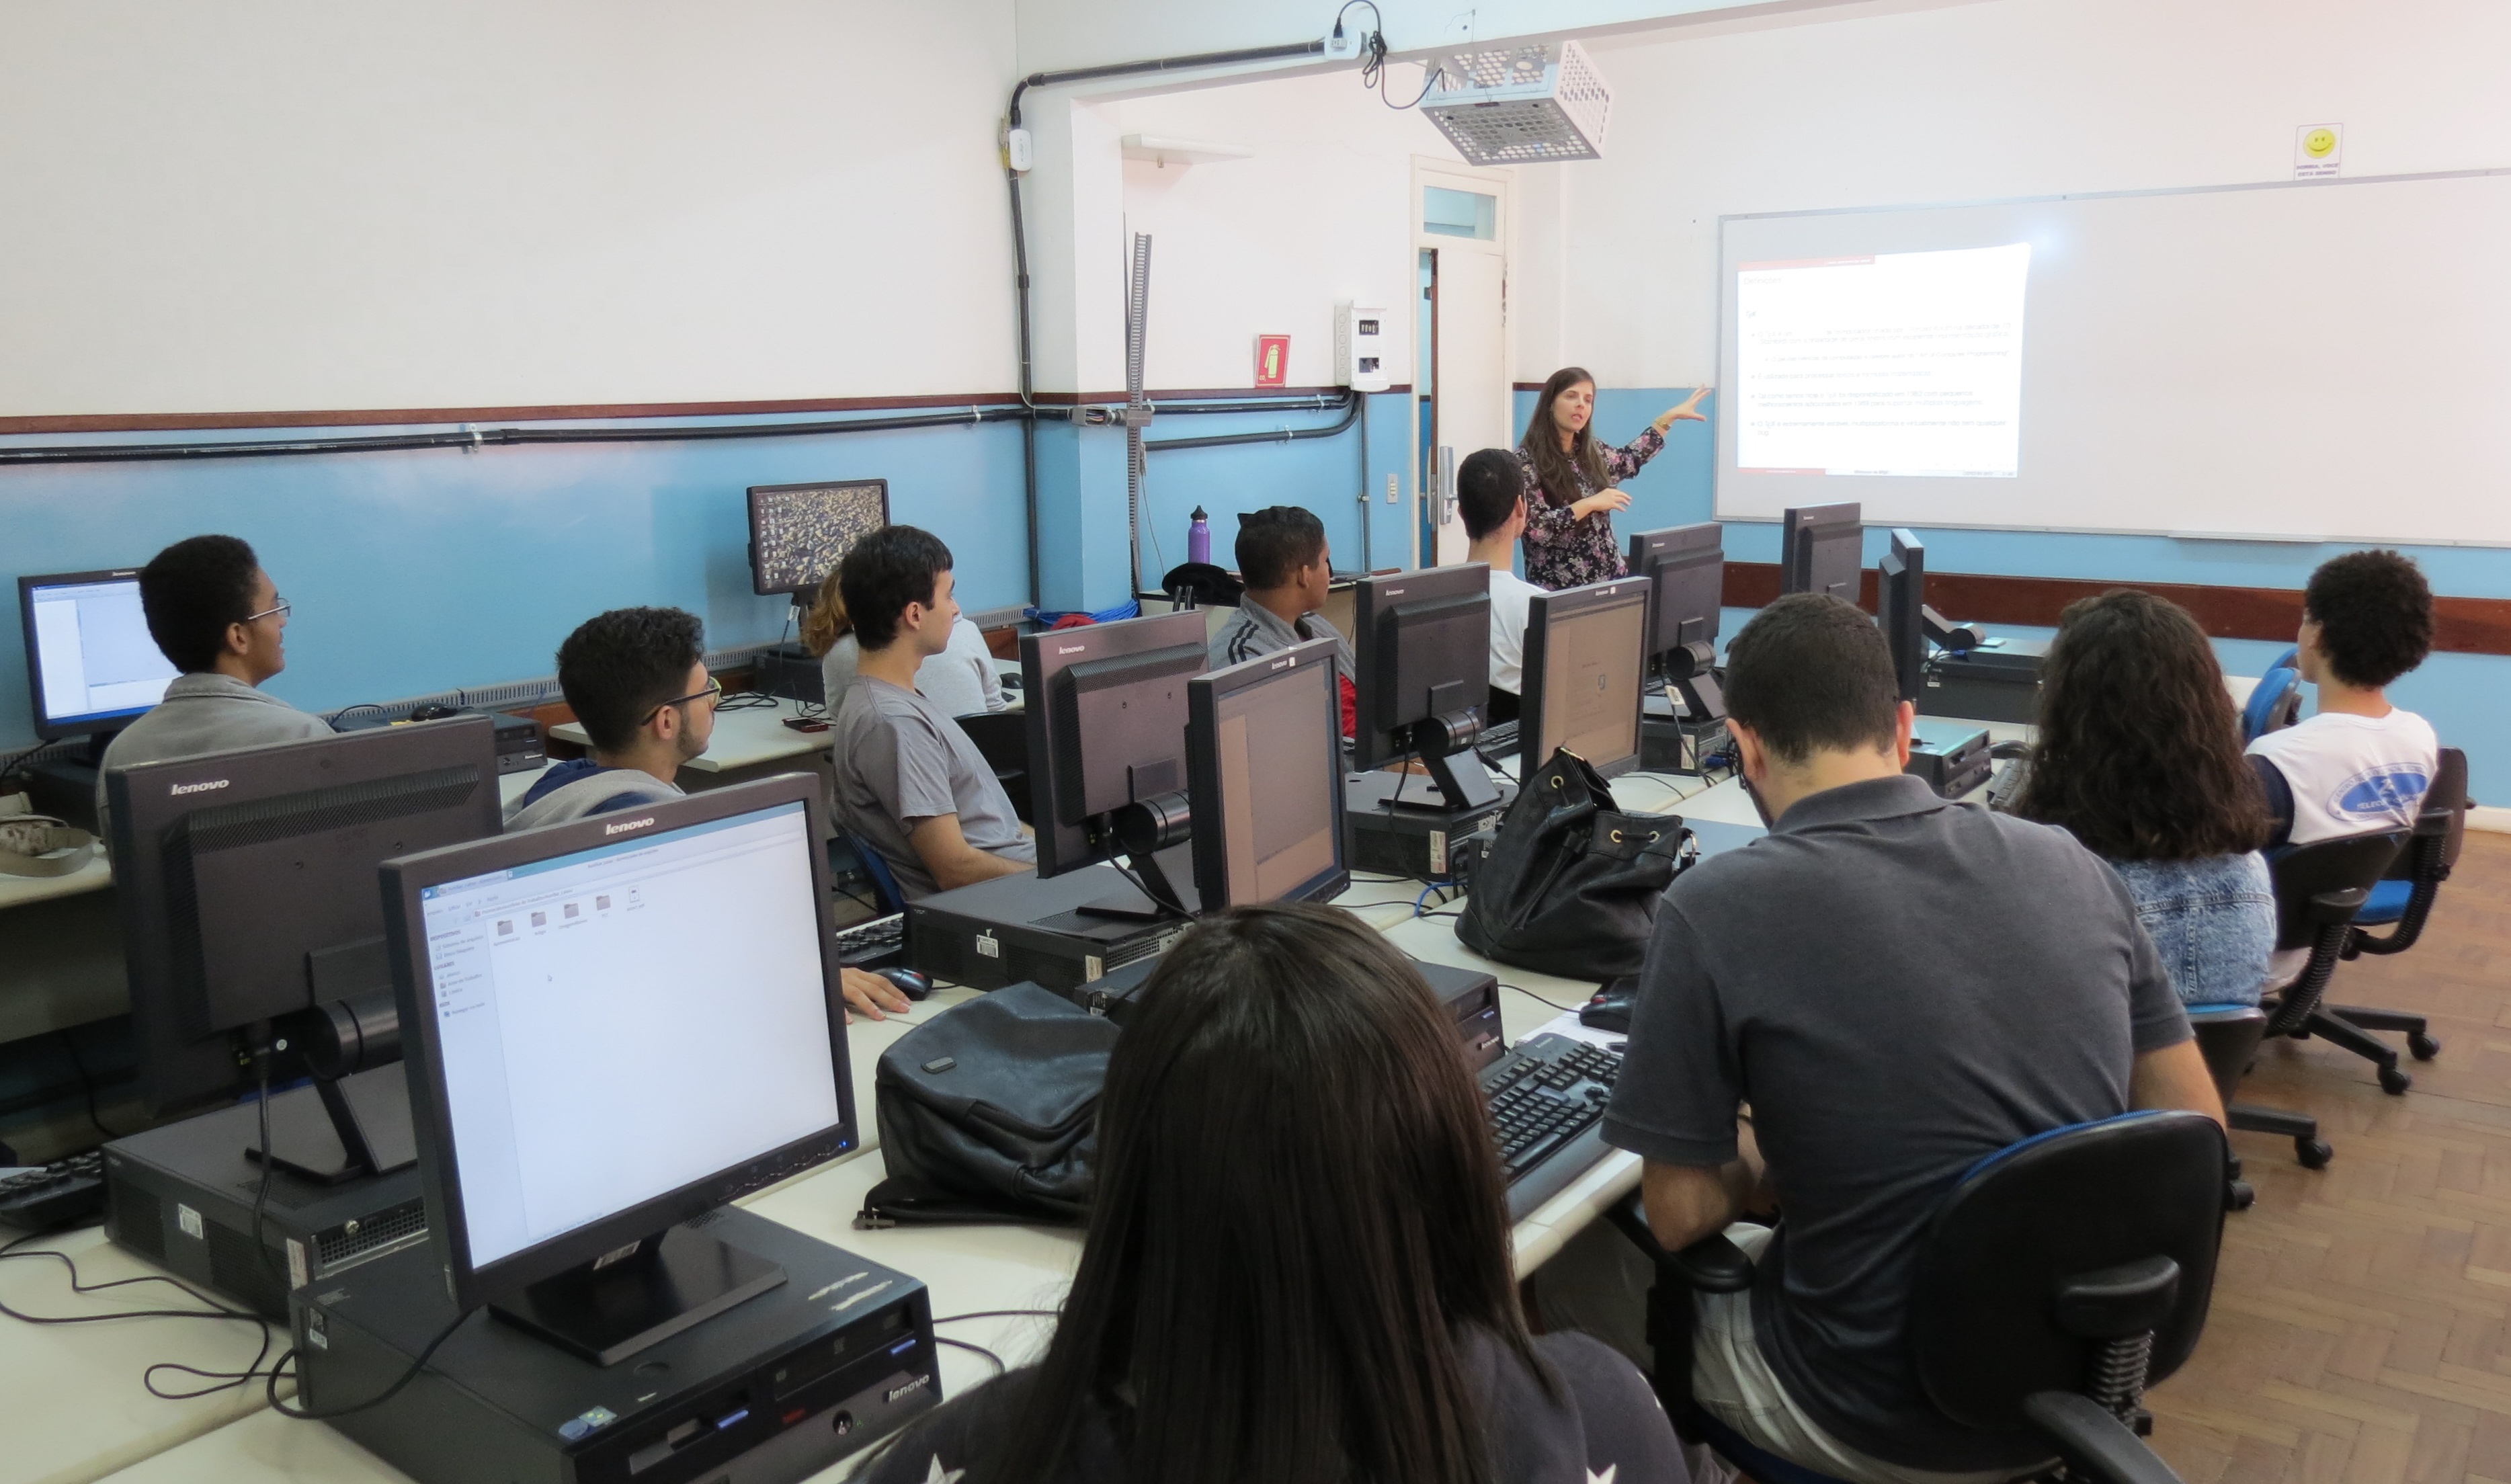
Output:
top-left (1110, 75), bottom-right (1452, 391)
top-left (1543, 0), bottom-right (2511, 388)
top-left (0, 0), bottom-right (1018, 417)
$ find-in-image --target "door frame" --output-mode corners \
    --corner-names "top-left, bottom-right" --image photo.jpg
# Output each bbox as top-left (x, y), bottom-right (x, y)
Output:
top-left (1411, 157), bottom-right (1513, 569)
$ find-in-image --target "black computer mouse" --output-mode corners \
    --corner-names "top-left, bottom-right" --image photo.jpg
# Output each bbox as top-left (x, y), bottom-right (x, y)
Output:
top-left (874, 966), bottom-right (933, 1002)
top-left (1579, 978), bottom-right (1639, 1034)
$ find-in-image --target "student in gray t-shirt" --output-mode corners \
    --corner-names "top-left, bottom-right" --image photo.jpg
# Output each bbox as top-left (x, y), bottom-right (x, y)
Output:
top-left (1602, 595), bottom-right (2224, 1484)
top-left (826, 527), bottom-right (1034, 899)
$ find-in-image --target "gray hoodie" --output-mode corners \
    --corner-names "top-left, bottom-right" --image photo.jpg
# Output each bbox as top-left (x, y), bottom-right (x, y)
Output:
top-left (95, 673), bottom-right (334, 847)
top-left (503, 760), bottom-right (685, 832)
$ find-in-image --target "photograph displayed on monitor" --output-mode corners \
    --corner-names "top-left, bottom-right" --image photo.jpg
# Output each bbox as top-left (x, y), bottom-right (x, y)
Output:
top-left (747, 480), bottom-right (890, 597)
top-left (19, 569), bottom-right (179, 739)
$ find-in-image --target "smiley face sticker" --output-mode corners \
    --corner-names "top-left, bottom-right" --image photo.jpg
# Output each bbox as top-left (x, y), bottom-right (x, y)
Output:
top-left (2295, 123), bottom-right (2343, 177)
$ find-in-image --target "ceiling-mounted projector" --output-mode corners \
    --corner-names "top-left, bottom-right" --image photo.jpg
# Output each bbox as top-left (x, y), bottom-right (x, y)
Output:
top-left (1422, 38), bottom-right (1611, 166)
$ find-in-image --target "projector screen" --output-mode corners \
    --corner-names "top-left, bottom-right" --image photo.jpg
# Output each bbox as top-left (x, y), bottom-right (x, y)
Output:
top-left (1715, 170), bottom-right (2511, 546)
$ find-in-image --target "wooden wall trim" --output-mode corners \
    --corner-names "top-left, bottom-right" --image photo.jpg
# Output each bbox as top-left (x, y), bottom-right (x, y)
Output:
top-left (0, 386), bottom-right (1407, 437)
top-left (1721, 562), bottom-right (2511, 657)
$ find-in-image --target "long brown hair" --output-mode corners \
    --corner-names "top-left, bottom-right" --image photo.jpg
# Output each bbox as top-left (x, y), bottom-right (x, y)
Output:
top-left (799, 569), bottom-right (850, 657)
top-left (923, 901), bottom-right (1543, 1484)
top-left (1518, 366), bottom-right (1610, 509)
top-left (2013, 589), bottom-right (2270, 862)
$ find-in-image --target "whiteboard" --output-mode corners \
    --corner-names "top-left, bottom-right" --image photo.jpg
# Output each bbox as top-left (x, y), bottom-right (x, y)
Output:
top-left (1715, 171), bottom-right (2511, 546)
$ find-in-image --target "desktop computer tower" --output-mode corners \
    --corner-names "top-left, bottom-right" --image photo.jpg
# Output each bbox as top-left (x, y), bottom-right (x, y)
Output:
top-left (1906, 718), bottom-right (1993, 799)
top-left (1344, 772), bottom-right (1512, 884)
top-left (295, 1206), bottom-right (938, 1484)
top-left (101, 1067), bottom-right (428, 1320)
top-left (753, 643), bottom-right (826, 706)
top-left (908, 863), bottom-right (1194, 993)
top-left (1920, 641), bottom-right (2048, 725)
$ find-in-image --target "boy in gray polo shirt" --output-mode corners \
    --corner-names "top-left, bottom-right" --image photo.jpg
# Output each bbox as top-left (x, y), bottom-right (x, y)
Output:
top-left (1602, 595), bottom-right (2223, 1484)
top-left (827, 526), bottom-right (1034, 899)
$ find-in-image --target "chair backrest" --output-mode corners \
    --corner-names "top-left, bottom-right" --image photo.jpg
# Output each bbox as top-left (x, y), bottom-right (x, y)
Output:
top-left (2184, 1005), bottom-right (2269, 1107)
top-left (2241, 665), bottom-right (2302, 744)
top-left (954, 710), bottom-right (1034, 825)
top-left (2268, 831), bottom-right (2407, 950)
top-left (1909, 1110), bottom-right (2227, 1434)
top-left (837, 829), bottom-right (908, 915)
top-left (2420, 747), bottom-right (2469, 876)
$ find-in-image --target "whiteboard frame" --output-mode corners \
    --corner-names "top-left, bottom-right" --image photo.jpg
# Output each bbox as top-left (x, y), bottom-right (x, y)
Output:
top-left (1713, 167), bottom-right (2511, 548)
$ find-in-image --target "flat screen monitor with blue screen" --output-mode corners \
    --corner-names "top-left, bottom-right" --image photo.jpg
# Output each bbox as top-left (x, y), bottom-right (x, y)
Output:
top-left (19, 569), bottom-right (180, 740)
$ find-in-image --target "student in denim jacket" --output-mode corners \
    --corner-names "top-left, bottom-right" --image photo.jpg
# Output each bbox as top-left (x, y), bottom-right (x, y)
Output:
top-left (2012, 590), bottom-right (2277, 1006)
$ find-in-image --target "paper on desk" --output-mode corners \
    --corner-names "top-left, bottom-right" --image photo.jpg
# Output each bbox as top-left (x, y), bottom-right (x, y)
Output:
top-left (1522, 1009), bottom-right (1626, 1053)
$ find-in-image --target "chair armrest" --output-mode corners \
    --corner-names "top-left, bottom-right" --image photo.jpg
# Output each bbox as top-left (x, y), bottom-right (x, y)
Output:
top-left (1604, 1192), bottom-right (1758, 1293)
top-left (2024, 1393), bottom-right (2183, 1484)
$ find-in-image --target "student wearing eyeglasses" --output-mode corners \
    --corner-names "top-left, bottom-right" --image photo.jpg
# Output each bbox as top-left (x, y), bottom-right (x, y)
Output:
top-left (96, 534), bottom-right (331, 846)
top-left (506, 606), bottom-right (721, 831)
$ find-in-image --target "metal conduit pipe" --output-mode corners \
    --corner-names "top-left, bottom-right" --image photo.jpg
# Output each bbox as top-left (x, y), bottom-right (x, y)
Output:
top-left (1142, 390), bottom-right (1362, 452)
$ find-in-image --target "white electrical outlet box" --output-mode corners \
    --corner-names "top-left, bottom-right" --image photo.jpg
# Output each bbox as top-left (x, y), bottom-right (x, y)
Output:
top-left (1335, 303), bottom-right (1391, 393)
top-left (1005, 127), bottom-right (1034, 173)
top-left (1325, 26), bottom-right (1362, 60)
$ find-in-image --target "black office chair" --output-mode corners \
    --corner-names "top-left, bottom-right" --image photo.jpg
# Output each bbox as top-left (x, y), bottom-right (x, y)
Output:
top-left (2185, 1004), bottom-right (2268, 1208)
top-left (829, 829), bottom-right (907, 917)
top-left (2261, 830), bottom-right (2412, 1098)
top-left (1158, 561), bottom-right (1242, 611)
top-left (954, 710), bottom-right (1034, 827)
top-left (2325, 747), bottom-right (2466, 1067)
top-left (1607, 1111), bottom-right (2227, 1484)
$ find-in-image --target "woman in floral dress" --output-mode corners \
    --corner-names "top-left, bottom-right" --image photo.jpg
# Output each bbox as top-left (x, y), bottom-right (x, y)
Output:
top-left (1515, 368), bottom-right (1708, 589)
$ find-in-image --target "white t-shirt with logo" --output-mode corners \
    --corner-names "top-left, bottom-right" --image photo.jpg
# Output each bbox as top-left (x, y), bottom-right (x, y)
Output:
top-left (1488, 566), bottom-right (1543, 694)
top-left (2247, 707), bottom-right (2439, 847)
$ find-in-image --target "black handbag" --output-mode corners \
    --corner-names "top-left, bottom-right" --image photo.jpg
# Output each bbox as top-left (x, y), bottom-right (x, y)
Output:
top-left (1456, 747), bottom-right (1693, 981)
top-left (856, 981), bottom-right (1119, 1229)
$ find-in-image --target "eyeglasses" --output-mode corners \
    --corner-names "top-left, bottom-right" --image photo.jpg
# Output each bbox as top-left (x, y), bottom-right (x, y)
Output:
top-left (642, 675), bottom-right (723, 726)
top-left (243, 600), bottom-right (292, 624)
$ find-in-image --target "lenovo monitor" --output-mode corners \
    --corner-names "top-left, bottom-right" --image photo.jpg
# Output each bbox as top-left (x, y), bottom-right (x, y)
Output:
top-left (19, 568), bottom-right (180, 744)
top-left (1350, 563), bottom-right (1499, 812)
top-left (1624, 524), bottom-right (1726, 720)
top-left (107, 718), bottom-right (502, 1179)
top-left (1879, 530), bottom-right (1926, 703)
top-left (746, 479), bottom-right (890, 597)
top-left (1187, 638), bottom-right (1350, 912)
top-left (385, 776), bottom-right (854, 1363)
top-left (1781, 503), bottom-right (1862, 603)
top-left (1020, 609), bottom-right (1208, 916)
top-left (1519, 577), bottom-right (1650, 782)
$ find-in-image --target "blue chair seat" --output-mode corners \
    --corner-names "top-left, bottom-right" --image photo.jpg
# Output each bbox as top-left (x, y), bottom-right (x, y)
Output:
top-left (2354, 878), bottom-right (2414, 926)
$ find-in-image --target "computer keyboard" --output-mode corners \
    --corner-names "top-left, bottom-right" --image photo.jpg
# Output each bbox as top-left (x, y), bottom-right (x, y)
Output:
top-left (0, 1149), bottom-right (106, 1231)
top-left (1483, 1034), bottom-right (1622, 1220)
top-left (831, 911), bottom-right (907, 969)
top-left (1475, 720), bottom-right (1521, 764)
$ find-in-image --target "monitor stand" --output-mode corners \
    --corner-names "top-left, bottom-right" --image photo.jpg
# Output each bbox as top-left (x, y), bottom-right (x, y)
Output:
top-left (245, 1063), bottom-right (418, 1186)
top-left (1075, 841), bottom-right (1202, 921)
top-left (491, 1224), bottom-right (790, 1366)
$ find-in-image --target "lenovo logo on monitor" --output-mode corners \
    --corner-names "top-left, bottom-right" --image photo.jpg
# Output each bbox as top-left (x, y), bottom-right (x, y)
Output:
top-left (604, 817), bottom-right (656, 836)
top-left (169, 779), bottom-right (230, 796)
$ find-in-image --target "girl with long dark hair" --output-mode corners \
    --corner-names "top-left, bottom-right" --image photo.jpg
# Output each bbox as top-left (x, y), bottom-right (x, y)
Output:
top-left (862, 902), bottom-right (1688, 1484)
top-left (1516, 368), bottom-right (1706, 589)
top-left (2012, 589), bottom-right (2276, 1005)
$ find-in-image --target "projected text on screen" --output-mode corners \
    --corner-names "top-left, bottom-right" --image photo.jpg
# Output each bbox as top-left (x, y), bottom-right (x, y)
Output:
top-left (1736, 243), bottom-right (2030, 479)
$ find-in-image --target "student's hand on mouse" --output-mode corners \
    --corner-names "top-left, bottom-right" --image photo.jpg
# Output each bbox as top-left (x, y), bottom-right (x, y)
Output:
top-left (841, 966), bottom-right (912, 1023)
top-left (1651, 386), bottom-right (1711, 433)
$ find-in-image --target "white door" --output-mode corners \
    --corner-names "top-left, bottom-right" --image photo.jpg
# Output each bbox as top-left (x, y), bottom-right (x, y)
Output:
top-left (1415, 163), bottom-right (1510, 567)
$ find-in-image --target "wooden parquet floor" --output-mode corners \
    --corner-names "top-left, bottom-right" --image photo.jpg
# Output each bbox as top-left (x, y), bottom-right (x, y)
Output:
top-left (2148, 832), bottom-right (2511, 1484)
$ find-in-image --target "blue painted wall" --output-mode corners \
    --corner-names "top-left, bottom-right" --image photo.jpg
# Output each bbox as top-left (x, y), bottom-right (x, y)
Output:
top-left (1530, 388), bottom-right (2511, 796)
top-left (0, 411), bottom-right (1029, 748)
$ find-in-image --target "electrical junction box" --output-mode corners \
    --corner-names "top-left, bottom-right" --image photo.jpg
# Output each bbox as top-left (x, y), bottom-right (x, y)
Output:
top-left (1335, 304), bottom-right (1391, 393)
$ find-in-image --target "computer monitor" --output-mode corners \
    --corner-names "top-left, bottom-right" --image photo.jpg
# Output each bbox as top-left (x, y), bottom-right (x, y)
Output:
top-left (384, 776), bottom-right (854, 1364)
top-left (1519, 577), bottom-right (1650, 782)
top-left (746, 479), bottom-right (889, 597)
top-left (108, 718), bottom-right (502, 1180)
top-left (1879, 530), bottom-right (1926, 703)
top-left (1350, 563), bottom-right (1500, 813)
top-left (1624, 524), bottom-right (1726, 720)
top-left (1188, 638), bottom-right (1350, 912)
top-left (18, 568), bottom-right (180, 745)
top-left (1020, 609), bottom-right (1208, 917)
top-left (1782, 503), bottom-right (1862, 603)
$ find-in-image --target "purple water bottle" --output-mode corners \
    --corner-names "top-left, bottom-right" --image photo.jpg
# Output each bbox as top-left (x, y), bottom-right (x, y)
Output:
top-left (1188, 505), bottom-right (1212, 565)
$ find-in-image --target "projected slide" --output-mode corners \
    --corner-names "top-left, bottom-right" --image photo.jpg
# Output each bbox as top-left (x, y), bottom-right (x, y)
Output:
top-left (1735, 243), bottom-right (2030, 479)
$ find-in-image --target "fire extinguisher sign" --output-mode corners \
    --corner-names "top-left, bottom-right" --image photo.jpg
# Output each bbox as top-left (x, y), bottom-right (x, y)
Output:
top-left (1254, 335), bottom-right (1289, 388)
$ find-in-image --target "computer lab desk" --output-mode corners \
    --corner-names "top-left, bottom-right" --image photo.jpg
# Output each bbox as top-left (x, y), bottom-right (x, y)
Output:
top-left (52, 880), bottom-right (1670, 1484)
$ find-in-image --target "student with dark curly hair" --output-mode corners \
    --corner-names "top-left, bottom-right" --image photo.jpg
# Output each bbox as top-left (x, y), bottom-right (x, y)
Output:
top-left (862, 902), bottom-right (1689, 1484)
top-left (2012, 590), bottom-right (2276, 1005)
top-left (2246, 549), bottom-right (2439, 982)
top-left (505, 606), bottom-right (717, 831)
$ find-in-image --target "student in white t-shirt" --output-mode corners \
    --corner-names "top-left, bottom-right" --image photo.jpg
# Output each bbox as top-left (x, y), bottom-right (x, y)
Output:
top-left (2248, 549), bottom-right (2439, 981)
top-left (1458, 448), bottom-right (1545, 707)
